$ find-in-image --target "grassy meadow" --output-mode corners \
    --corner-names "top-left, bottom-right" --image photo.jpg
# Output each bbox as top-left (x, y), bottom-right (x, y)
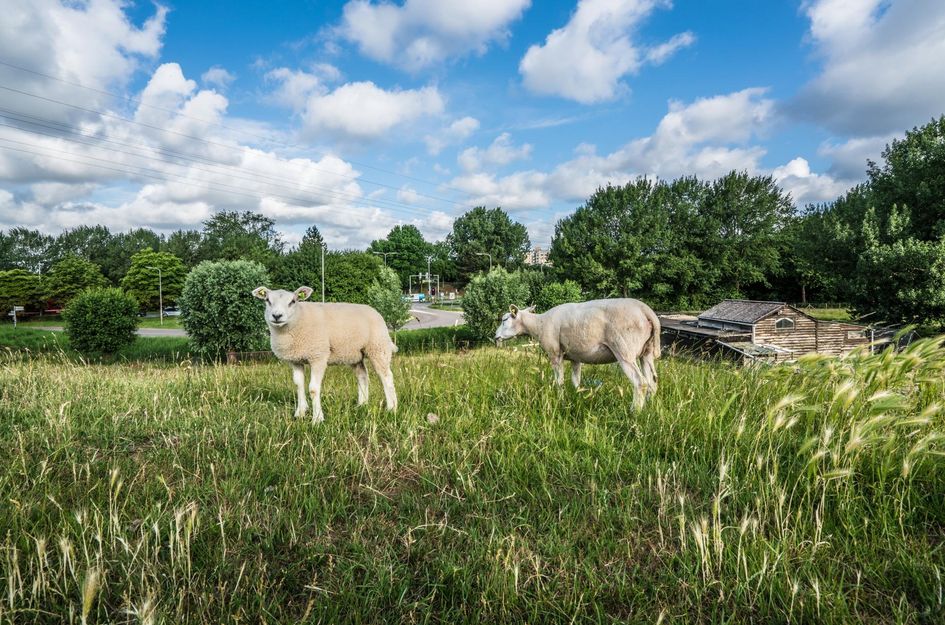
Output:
top-left (1, 338), bottom-right (945, 623)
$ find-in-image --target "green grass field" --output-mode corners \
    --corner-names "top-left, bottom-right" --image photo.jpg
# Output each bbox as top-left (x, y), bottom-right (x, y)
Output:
top-left (1, 337), bottom-right (944, 623)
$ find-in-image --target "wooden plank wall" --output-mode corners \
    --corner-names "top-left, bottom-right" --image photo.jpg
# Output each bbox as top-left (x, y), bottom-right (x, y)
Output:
top-left (753, 305), bottom-right (870, 357)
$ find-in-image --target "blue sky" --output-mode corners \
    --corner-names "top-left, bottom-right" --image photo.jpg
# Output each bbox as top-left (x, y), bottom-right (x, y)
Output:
top-left (1, 0), bottom-right (944, 249)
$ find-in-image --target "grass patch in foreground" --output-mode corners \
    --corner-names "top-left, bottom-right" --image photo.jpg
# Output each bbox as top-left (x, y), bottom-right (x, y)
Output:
top-left (1, 338), bottom-right (945, 623)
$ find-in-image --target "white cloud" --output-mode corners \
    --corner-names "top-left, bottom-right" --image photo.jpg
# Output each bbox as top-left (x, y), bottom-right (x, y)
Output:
top-left (424, 116), bottom-right (479, 155)
top-left (299, 81), bottom-right (445, 142)
top-left (337, 0), bottom-right (531, 71)
top-left (817, 134), bottom-right (893, 179)
top-left (792, 0), bottom-right (945, 135)
top-left (201, 66), bottom-right (235, 90)
top-left (265, 67), bottom-right (325, 109)
top-left (771, 157), bottom-right (851, 207)
top-left (397, 186), bottom-right (421, 204)
top-left (0, 0), bottom-right (166, 125)
top-left (458, 133), bottom-right (532, 172)
top-left (519, 0), bottom-right (694, 103)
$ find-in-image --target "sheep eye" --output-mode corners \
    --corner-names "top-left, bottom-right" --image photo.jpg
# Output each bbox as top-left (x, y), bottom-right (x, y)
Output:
top-left (266, 298), bottom-right (271, 305)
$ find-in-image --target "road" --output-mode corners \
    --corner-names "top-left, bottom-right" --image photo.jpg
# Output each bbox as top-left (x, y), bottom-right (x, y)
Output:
top-left (35, 304), bottom-right (463, 337)
top-left (402, 303), bottom-right (464, 330)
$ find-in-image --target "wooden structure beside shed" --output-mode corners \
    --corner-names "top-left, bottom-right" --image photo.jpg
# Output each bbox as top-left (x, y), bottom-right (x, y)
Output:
top-left (660, 300), bottom-right (872, 363)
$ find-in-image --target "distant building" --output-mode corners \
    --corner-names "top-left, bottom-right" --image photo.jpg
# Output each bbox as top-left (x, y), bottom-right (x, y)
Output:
top-left (660, 300), bottom-right (873, 363)
top-left (525, 246), bottom-right (550, 266)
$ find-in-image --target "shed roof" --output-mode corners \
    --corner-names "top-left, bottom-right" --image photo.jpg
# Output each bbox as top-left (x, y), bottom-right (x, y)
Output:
top-left (698, 300), bottom-right (787, 325)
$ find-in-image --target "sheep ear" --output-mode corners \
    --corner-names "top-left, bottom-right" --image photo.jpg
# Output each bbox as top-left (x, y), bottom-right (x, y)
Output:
top-left (509, 304), bottom-right (519, 318)
top-left (525, 305), bottom-right (536, 313)
top-left (295, 286), bottom-right (313, 301)
top-left (252, 287), bottom-right (268, 300)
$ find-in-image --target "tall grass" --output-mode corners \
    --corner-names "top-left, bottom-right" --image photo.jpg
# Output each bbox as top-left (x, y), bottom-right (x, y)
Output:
top-left (0, 338), bottom-right (944, 623)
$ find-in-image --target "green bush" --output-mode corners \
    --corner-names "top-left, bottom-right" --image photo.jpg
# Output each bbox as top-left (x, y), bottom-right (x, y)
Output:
top-left (180, 260), bottom-right (270, 360)
top-left (461, 267), bottom-right (530, 340)
top-left (62, 287), bottom-right (139, 356)
top-left (535, 280), bottom-right (583, 312)
top-left (367, 265), bottom-right (411, 330)
top-left (392, 325), bottom-right (479, 353)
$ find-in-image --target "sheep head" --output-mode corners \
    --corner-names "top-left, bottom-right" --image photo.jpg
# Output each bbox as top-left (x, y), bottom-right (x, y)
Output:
top-left (252, 286), bottom-right (313, 328)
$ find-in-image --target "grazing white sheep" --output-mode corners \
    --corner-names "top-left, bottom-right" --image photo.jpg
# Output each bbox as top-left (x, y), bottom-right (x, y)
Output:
top-left (252, 286), bottom-right (398, 423)
top-left (494, 299), bottom-right (660, 409)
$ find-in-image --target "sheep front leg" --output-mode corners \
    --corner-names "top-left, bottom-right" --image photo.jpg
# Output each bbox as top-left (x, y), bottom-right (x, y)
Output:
top-left (549, 353), bottom-right (565, 386)
top-left (292, 363), bottom-right (308, 418)
top-left (308, 359), bottom-right (328, 423)
top-left (617, 358), bottom-right (647, 410)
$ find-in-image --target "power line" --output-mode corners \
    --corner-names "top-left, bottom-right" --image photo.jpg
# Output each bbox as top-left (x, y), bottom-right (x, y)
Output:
top-left (0, 61), bottom-right (478, 199)
top-left (0, 110), bottom-right (444, 217)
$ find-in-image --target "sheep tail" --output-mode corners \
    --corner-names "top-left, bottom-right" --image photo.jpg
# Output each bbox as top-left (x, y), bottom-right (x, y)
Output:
top-left (644, 307), bottom-right (661, 360)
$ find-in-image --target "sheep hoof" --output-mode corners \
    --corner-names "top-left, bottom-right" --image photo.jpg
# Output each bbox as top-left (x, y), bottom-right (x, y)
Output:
top-left (312, 413), bottom-right (325, 424)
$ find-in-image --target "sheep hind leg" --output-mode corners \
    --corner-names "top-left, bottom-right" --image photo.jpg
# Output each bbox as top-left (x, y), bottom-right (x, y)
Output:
top-left (616, 357), bottom-right (647, 410)
top-left (550, 353), bottom-right (565, 386)
top-left (292, 363), bottom-right (308, 418)
top-left (369, 353), bottom-right (397, 412)
top-left (570, 361), bottom-right (582, 389)
top-left (640, 353), bottom-right (658, 397)
top-left (308, 359), bottom-right (328, 424)
top-left (352, 361), bottom-right (369, 406)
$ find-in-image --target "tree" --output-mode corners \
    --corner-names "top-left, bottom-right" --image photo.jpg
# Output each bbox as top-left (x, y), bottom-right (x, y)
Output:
top-left (44, 256), bottom-right (109, 307)
top-left (179, 260), bottom-right (270, 360)
top-left (300, 225), bottom-right (324, 250)
top-left (163, 229), bottom-right (204, 268)
top-left (0, 269), bottom-right (45, 312)
top-left (101, 228), bottom-right (162, 284)
top-left (368, 225), bottom-right (432, 289)
top-left (323, 251), bottom-right (383, 304)
top-left (120, 248), bottom-right (187, 309)
top-left (48, 225), bottom-right (113, 266)
top-left (199, 211), bottom-right (284, 263)
top-left (63, 288), bottom-right (139, 356)
top-left (0, 228), bottom-right (54, 273)
top-left (549, 179), bottom-right (676, 300)
top-left (854, 237), bottom-right (945, 325)
top-left (535, 280), bottom-right (583, 313)
top-left (367, 265), bottom-right (412, 330)
top-left (867, 115), bottom-right (945, 240)
top-left (447, 207), bottom-right (530, 283)
top-left (461, 268), bottom-right (530, 340)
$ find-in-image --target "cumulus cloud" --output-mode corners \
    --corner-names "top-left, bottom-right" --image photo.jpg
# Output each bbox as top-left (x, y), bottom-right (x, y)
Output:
top-left (424, 116), bottom-right (479, 155)
top-left (791, 0), bottom-right (945, 135)
top-left (201, 66), bottom-right (235, 90)
top-left (264, 79), bottom-right (445, 142)
top-left (818, 134), bottom-right (893, 180)
top-left (458, 133), bottom-right (532, 172)
top-left (0, 0), bottom-right (166, 125)
top-left (519, 0), bottom-right (694, 103)
top-left (337, 0), bottom-right (531, 71)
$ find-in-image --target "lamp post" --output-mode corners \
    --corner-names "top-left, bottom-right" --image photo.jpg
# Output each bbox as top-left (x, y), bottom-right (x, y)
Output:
top-left (146, 265), bottom-right (163, 325)
top-left (372, 251), bottom-right (397, 265)
top-left (426, 255), bottom-right (434, 301)
top-left (321, 242), bottom-right (326, 302)
top-left (475, 252), bottom-right (493, 271)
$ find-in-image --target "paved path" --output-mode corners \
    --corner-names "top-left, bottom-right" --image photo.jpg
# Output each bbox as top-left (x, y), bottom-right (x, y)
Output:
top-left (402, 303), bottom-right (464, 330)
top-left (35, 304), bottom-right (463, 336)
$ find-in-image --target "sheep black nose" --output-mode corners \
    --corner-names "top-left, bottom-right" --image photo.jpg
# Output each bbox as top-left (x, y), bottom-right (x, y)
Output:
top-left (272, 313), bottom-right (283, 321)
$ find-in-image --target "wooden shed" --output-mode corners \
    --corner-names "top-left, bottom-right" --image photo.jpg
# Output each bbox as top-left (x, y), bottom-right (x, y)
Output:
top-left (660, 300), bottom-right (872, 363)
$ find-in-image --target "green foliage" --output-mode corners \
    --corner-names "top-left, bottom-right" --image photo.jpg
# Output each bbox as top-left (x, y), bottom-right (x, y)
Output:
top-left (518, 268), bottom-right (547, 305)
top-left (120, 248), bottom-right (187, 309)
top-left (47, 225), bottom-right (112, 267)
top-left (868, 115), bottom-right (945, 240)
top-left (62, 287), bottom-right (139, 356)
top-left (854, 237), bottom-right (945, 325)
top-left (368, 224), bottom-right (433, 288)
top-left (461, 267), bottom-right (530, 340)
top-left (163, 229), bottom-right (204, 268)
top-left (323, 251), bottom-right (383, 304)
top-left (0, 227), bottom-right (53, 273)
top-left (199, 211), bottom-right (284, 263)
top-left (179, 260), bottom-right (270, 360)
top-left (101, 228), bottom-right (162, 284)
top-left (535, 280), bottom-right (583, 312)
top-left (550, 174), bottom-right (793, 308)
top-left (44, 255), bottom-right (109, 306)
top-left (447, 206), bottom-right (530, 283)
top-left (300, 225), bottom-right (324, 250)
top-left (366, 265), bottom-right (411, 330)
top-left (391, 325), bottom-right (478, 352)
top-left (0, 269), bottom-right (45, 312)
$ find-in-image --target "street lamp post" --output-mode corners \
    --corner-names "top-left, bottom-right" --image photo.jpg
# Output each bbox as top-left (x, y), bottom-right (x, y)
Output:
top-left (321, 242), bottom-right (326, 302)
top-left (426, 255), bottom-right (434, 301)
top-left (372, 251), bottom-right (398, 265)
top-left (475, 252), bottom-right (493, 271)
top-left (146, 265), bottom-right (163, 325)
